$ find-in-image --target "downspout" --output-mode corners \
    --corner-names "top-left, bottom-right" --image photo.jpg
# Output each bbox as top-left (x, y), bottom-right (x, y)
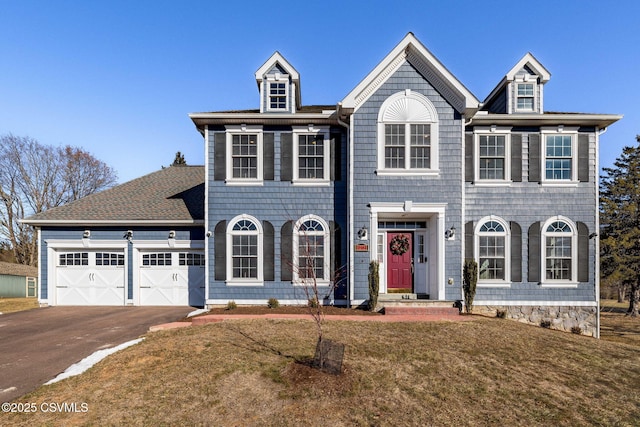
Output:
top-left (204, 125), bottom-right (211, 308)
top-left (336, 102), bottom-right (352, 307)
top-left (594, 126), bottom-right (608, 339)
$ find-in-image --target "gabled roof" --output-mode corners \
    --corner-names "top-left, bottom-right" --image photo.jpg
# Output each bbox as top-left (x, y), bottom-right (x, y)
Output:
top-left (0, 261), bottom-right (37, 278)
top-left (341, 32), bottom-right (480, 117)
top-left (23, 166), bottom-right (204, 226)
top-left (255, 51), bottom-right (301, 109)
top-left (483, 52), bottom-right (551, 106)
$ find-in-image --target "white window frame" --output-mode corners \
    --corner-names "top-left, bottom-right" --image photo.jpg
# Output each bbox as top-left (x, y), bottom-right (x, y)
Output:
top-left (266, 73), bottom-right (289, 112)
top-left (225, 125), bottom-right (263, 185)
top-left (226, 214), bottom-right (264, 286)
top-left (474, 127), bottom-right (511, 185)
top-left (377, 90), bottom-right (439, 176)
top-left (474, 216), bottom-right (511, 288)
top-left (541, 216), bottom-right (578, 288)
top-left (292, 214), bottom-right (330, 286)
top-left (511, 72), bottom-right (538, 113)
top-left (541, 127), bottom-right (578, 185)
top-left (292, 125), bottom-right (330, 186)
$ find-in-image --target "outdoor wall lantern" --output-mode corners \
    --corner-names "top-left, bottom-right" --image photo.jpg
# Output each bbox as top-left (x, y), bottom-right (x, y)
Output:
top-left (357, 225), bottom-right (368, 241)
top-left (445, 226), bottom-right (456, 240)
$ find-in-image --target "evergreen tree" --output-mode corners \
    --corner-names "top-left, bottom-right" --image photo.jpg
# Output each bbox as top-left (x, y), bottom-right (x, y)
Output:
top-left (600, 135), bottom-right (640, 316)
top-left (172, 151), bottom-right (187, 166)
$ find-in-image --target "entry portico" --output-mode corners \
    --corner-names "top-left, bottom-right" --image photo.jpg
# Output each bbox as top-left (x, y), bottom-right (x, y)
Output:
top-left (368, 202), bottom-right (447, 300)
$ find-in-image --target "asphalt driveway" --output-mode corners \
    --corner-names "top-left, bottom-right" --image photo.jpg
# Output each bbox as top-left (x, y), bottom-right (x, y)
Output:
top-left (0, 306), bottom-right (192, 403)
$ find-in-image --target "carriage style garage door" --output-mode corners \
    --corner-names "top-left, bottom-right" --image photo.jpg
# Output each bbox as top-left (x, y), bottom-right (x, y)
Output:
top-left (138, 250), bottom-right (205, 306)
top-left (55, 250), bottom-right (126, 305)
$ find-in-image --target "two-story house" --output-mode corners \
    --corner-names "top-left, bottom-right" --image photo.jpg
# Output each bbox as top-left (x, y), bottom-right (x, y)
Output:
top-left (25, 33), bottom-right (620, 336)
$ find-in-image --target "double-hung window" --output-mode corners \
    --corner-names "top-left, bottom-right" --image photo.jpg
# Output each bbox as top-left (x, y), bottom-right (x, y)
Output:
top-left (516, 83), bottom-right (535, 111)
top-left (225, 126), bottom-right (263, 184)
top-left (543, 218), bottom-right (575, 283)
top-left (269, 82), bottom-right (287, 110)
top-left (541, 129), bottom-right (577, 183)
top-left (226, 215), bottom-right (263, 285)
top-left (545, 134), bottom-right (572, 180)
top-left (377, 90), bottom-right (439, 175)
top-left (478, 135), bottom-right (506, 180)
top-left (475, 217), bottom-right (510, 286)
top-left (293, 215), bottom-right (330, 285)
top-left (292, 126), bottom-right (330, 185)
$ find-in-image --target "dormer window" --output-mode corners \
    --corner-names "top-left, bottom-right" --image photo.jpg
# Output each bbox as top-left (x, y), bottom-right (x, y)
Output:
top-left (269, 81), bottom-right (287, 110)
top-left (516, 82), bottom-right (535, 111)
top-left (267, 73), bottom-right (289, 111)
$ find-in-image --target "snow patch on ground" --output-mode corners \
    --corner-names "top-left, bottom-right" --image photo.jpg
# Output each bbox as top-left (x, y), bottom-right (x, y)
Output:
top-left (187, 308), bottom-right (209, 318)
top-left (45, 338), bottom-right (144, 385)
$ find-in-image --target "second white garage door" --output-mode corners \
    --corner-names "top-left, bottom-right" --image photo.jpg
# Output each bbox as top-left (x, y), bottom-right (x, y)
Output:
top-left (138, 251), bottom-right (205, 306)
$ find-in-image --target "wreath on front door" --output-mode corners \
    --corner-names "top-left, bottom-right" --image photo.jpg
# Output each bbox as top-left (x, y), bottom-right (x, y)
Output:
top-left (389, 234), bottom-right (410, 256)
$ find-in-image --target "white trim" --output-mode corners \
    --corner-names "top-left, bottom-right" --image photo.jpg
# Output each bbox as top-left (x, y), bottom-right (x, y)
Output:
top-left (594, 129), bottom-right (601, 338)
top-left (540, 215), bottom-right (578, 286)
top-left (474, 127), bottom-right (512, 183)
top-left (377, 91), bottom-right (440, 175)
top-left (292, 215), bottom-right (331, 286)
top-left (540, 127), bottom-right (579, 184)
top-left (341, 33), bottom-right (479, 114)
top-left (474, 215), bottom-right (511, 287)
top-left (225, 125), bottom-right (264, 184)
top-left (204, 125), bottom-right (210, 303)
top-left (291, 125), bottom-right (331, 185)
top-left (266, 77), bottom-right (290, 112)
top-left (368, 202), bottom-right (446, 300)
top-left (226, 214), bottom-right (263, 286)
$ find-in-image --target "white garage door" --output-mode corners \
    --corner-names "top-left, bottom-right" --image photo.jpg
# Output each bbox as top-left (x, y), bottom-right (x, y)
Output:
top-left (139, 251), bottom-right (205, 306)
top-left (56, 251), bottom-right (126, 305)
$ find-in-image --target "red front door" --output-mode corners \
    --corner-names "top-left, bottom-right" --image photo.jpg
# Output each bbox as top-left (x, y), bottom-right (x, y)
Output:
top-left (386, 232), bottom-right (413, 292)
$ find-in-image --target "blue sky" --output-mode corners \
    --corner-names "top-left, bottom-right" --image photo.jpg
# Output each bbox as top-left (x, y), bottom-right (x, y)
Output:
top-left (1, 0), bottom-right (638, 183)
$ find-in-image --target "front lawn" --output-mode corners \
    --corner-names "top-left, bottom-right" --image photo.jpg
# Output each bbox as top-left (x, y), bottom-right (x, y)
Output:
top-left (5, 316), bottom-right (639, 426)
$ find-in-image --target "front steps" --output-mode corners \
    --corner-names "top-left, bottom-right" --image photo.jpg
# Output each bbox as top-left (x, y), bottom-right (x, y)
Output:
top-left (377, 294), bottom-right (461, 316)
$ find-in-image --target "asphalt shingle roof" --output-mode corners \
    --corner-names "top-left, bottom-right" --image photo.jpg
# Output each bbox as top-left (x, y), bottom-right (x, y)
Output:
top-left (24, 166), bottom-right (204, 224)
top-left (0, 261), bottom-right (38, 278)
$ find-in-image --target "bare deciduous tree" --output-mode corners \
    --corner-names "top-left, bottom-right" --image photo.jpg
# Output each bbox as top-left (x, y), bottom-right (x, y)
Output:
top-left (0, 134), bottom-right (118, 266)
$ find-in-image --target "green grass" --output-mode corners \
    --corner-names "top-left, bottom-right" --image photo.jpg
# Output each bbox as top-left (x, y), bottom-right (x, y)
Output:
top-left (5, 316), bottom-right (640, 426)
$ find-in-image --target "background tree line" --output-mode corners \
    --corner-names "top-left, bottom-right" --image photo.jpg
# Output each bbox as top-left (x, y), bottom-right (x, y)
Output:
top-left (0, 134), bottom-right (118, 266)
top-left (600, 134), bottom-right (640, 316)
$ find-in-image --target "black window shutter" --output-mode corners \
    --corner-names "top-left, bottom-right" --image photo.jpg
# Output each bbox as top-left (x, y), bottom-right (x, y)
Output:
top-left (263, 221), bottom-right (274, 281)
top-left (214, 133), bottom-right (226, 181)
top-left (465, 133), bottom-right (474, 182)
top-left (330, 221), bottom-right (342, 276)
top-left (263, 133), bottom-right (274, 181)
top-left (528, 222), bottom-right (541, 282)
top-left (281, 133), bottom-right (293, 182)
top-left (511, 134), bottom-right (522, 182)
top-left (465, 221), bottom-right (474, 260)
top-left (280, 221), bottom-right (293, 281)
top-left (214, 220), bottom-right (227, 281)
top-left (577, 222), bottom-right (589, 282)
top-left (578, 134), bottom-right (589, 182)
top-left (330, 133), bottom-right (342, 181)
top-left (510, 221), bottom-right (522, 282)
top-left (528, 133), bottom-right (540, 182)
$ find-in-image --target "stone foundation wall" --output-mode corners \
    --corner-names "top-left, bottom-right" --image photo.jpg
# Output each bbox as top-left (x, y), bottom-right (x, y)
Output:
top-left (475, 305), bottom-right (598, 337)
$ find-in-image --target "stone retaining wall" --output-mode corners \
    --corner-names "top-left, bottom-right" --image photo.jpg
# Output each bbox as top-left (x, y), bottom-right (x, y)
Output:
top-left (475, 305), bottom-right (598, 337)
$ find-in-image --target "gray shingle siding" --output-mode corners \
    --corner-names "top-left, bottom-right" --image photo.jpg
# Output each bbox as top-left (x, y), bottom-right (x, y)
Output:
top-left (207, 127), bottom-right (348, 302)
top-left (352, 61), bottom-right (464, 301)
top-left (465, 130), bottom-right (598, 303)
